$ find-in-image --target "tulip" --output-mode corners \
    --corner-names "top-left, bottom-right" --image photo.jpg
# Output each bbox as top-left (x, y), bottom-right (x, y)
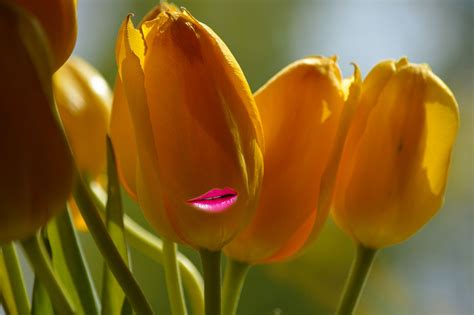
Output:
top-left (7, 0), bottom-right (77, 70)
top-left (332, 57), bottom-right (459, 249)
top-left (54, 56), bottom-right (112, 179)
top-left (53, 56), bottom-right (112, 230)
top-left (113, 6), bottom-right (264, 251)
top-left (0, 1), bottom-right (74, 243)
top-left (224, 56), bottom-right (348, 264)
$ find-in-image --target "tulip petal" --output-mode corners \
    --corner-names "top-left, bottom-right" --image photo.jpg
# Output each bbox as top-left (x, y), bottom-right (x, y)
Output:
top-left (116, 15), bottom-right (181, 242)
top-left (109, 78), bottom-right (137, 198)
top-left (332, 60), bottom-right (398, 241)
top-left (111, 4), bottom-right (176, 200)
top-left (226, 57), bottom-right (345, 262)
top-left (421, 72), bottom-right (459, 195)
top-left (272, 62), bottom-right (362, 262)
top-left (302, 64), bottom-right (363, 250)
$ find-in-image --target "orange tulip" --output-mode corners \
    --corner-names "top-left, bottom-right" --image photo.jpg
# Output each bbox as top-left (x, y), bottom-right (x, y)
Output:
top-left (225, 56), bottom-right (351, 263)
top-left (0, 1), bottom-right (73, 243)
top-left (110, 3), bottom-right (179, 200)
top-left (7, 0), bottom-right (77, 70)
top-left (53, 56), bottom-right (112, 231)
top-left (332, 58), bottom-right (459, 249)
top-left (113, 6), bottom-right (264, 250)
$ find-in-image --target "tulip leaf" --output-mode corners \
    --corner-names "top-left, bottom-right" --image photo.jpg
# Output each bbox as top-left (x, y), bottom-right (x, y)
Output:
top-left (1, 243), bottom-right (30, 315)
top-left (47, 208), bottom-right (100, 315)
top-left (31, 276), bottom-right (54, 315)
top-left (0, 250), bottom-right (18, 315)
top-left (101, 136), bottom-right (130, 315)
top-left (121, 298), bottom-right (133, 315)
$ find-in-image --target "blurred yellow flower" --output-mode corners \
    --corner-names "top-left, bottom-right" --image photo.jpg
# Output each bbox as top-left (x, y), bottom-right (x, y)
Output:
top-left (0, 1), bottom-right (73, 243)
top-left (53, 56), bottom-right (112, 231)
top-left (332, 58), bottom-right (459, 249)
top-left (112, 5), bottom-right (264, 250)
top-left (8, 0), bottom-right (77, 70)
top-left (54, 56), bottom-right (112, 179)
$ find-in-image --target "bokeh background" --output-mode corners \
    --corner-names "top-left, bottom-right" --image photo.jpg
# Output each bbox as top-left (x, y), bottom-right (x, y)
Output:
top-left (6, 0), bottom-right (474, 314)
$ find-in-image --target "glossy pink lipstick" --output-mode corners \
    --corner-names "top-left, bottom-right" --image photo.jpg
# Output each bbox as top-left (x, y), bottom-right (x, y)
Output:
top-left (187, 187), bottom-right (238, 213)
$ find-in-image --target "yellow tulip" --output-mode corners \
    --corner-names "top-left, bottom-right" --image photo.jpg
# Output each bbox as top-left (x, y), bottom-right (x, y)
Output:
top-left (53, 56), bottom-right (112, 231)
top-left (54, 56), bottom-right (112, 179)
top-left (332, 58), bottom-right (459, 249)
top-left (113, 6), bottom-right (264, 250)
top-left (0, 1), bottom-right (74, 243)
top-left (225, 56), bottom-right (349, 263)
top-left (7, 0), bottom-right (77, 70)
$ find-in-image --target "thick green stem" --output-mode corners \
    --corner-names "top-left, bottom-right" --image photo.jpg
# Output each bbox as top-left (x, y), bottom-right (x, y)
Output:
top-left (200, 250), bottom-right (221, 315)
top-left (163, 240), bottom-right (188, 315)
top-left (2, 243), bottom-right (30, 315)
top-left (222, 259), bottom-right (250, 315)
top-left (336, 243), bottom-right (378, 315)
top-left (21, 234), bottom-right (75, 315)
top-left (73, 174), bottom-right (153, 315)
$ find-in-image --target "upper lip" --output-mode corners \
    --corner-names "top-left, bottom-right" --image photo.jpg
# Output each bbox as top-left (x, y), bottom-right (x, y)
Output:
top-left (187, 187), bottom-right (238, 213)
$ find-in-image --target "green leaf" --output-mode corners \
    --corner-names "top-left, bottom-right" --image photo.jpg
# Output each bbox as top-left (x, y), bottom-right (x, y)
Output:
top-left (101, 136), bottom-right (130, 315)
top-left (31, 276), bottom-right (54, 315)
top-left (0, 250), bottom-right (19, 315)
top-left (1, 243), bottom-right (30, 315)
top-left (47, 209), bottom-right (100, 315)
top-left (121, 298), bottom-right (133, 315)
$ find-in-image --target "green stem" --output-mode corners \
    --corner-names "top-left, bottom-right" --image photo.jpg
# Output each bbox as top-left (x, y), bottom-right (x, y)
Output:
top-left (222, 259), bottom-right (250, 315)
top-left (73, 174), bottom-right (153, 315)
top-left (200, 250), bottom-right (221, 315)
top-left (125, 218), bottom-right (204, 315)
top-left (54, 209), bottom-right (100, 314)
top-left (163, 239), bottom-right (188, 315)
top-left (336, 243), bottom-right (378, 315)
top-left (2, 243), bottom-right (30, 315)
top-left (20, 234), bottom-right (75, 315)
top-left (88, 184), bottom-right (204, 315)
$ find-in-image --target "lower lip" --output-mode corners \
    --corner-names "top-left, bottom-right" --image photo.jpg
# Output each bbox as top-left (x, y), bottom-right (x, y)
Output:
top-left (187, 188), bottom-right (238, 213)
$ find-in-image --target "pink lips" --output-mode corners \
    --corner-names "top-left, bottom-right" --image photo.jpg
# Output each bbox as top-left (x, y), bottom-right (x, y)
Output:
top-left (186, 187), bottom-right (238, 213)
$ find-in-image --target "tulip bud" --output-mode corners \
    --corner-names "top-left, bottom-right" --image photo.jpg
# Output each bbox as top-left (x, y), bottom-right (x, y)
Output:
top-left (225, 57), bottom-right (347, 263)
top-left (0, 1), bottom-right (74, 243)
top-left (114, 7), bottom-right (264, 250)
top-left (54, 56), bottom-right (112, 179)
top-left (7, 0), bottom-right (77, 70)
top-left (332, 58), bottom-right (459, 249)
top-left (53, 56), bottom-right (112, 231)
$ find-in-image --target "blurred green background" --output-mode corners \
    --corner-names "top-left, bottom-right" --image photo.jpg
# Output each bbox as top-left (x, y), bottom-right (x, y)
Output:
top-left (12, 0), bottom-right (474, 314)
